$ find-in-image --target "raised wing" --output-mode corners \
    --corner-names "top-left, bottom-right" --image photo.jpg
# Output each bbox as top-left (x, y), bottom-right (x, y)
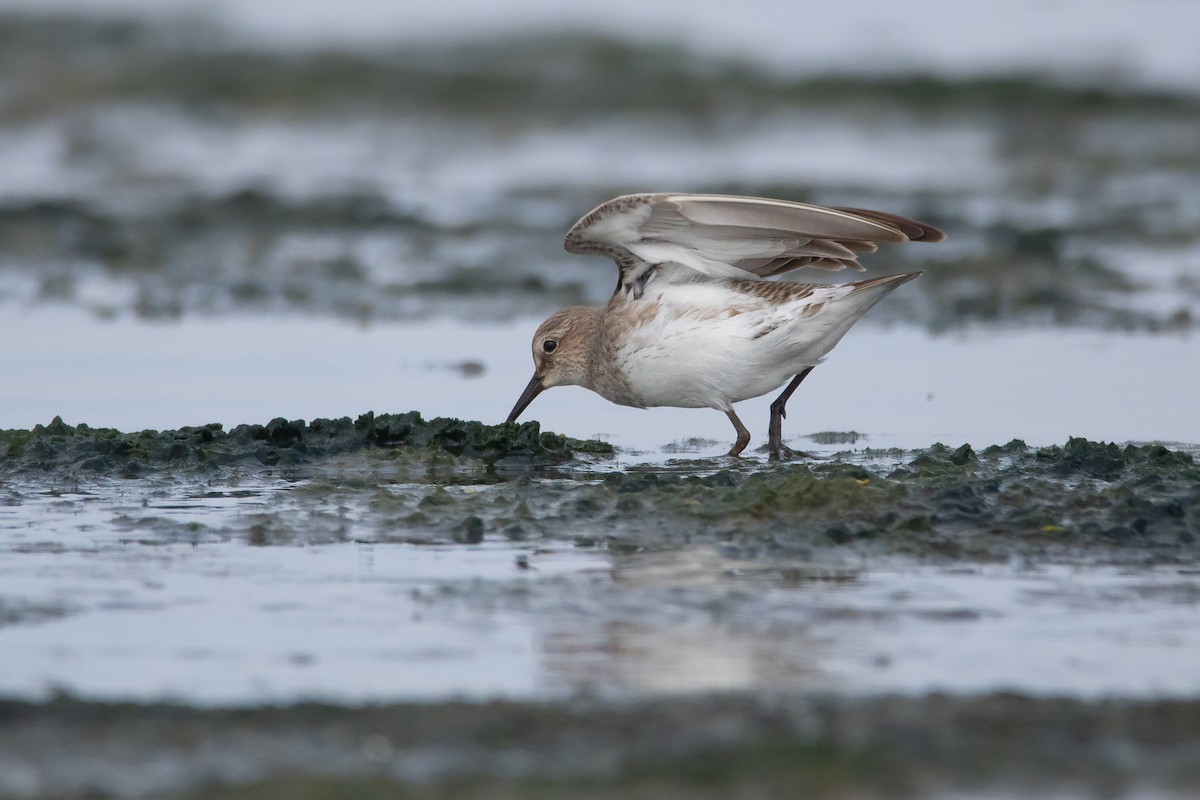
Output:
top-left (564, 193), bottom-right (945, 281)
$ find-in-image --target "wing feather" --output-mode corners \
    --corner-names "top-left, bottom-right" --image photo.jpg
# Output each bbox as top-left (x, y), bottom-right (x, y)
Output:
top-left (565, 193), bottom-right (945, 284)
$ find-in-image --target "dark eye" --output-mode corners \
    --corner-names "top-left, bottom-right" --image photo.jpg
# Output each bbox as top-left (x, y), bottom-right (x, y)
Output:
top-left (542, 339), bottom-right (558, 353)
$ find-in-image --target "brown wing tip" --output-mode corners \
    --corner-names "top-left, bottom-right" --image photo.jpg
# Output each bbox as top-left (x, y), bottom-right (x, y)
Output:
top-left (848, 271), bottom-right (924, 294)
top-left (833, 206), bottom-right (947, 243)
top-left (906, 224), bottom-right (948, 243)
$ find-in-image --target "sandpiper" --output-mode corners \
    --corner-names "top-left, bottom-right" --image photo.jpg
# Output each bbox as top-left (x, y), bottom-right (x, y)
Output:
top-left (506, 193), bottom-right (945, 458)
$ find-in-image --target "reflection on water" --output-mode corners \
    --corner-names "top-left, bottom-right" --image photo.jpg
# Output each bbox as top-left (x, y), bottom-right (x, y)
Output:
top-left (542, 621), bottom-right (828, 695)
top-left (3, 496), bottom-right (1199, 704)
top-left (544, 549), bottom-right (1200, 698)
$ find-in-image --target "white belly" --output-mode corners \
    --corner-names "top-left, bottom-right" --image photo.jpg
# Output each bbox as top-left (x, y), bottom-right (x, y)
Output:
top-left (627, 354), bottom-right (797, 409)
top-left (611, 280), bottom-right (885, 410)
top-left (617, 309), bottom-right (814, 410)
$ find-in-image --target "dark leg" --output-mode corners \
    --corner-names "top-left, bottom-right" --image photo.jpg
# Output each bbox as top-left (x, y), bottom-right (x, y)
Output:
top-left (768, 366), bottom-right (815, 460)
top-left (725, 409), bottom-right (751, 457)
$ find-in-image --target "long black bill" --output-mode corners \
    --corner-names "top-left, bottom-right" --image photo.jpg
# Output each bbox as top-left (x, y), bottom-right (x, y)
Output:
top-left (506, 373), bottom-right (545, 423)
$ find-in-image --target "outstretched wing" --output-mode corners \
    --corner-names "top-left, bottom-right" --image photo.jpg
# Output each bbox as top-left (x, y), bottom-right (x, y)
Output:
top-left (564, 193), bottom-right (945, 287)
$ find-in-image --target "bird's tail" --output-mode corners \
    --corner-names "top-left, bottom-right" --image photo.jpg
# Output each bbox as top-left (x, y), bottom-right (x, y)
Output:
top-left (779, 271), bottom-right (921, 364)
top-left (825, 271), bottom-right (922, 327)
top-left (845, 271), bottom-right (923, 299)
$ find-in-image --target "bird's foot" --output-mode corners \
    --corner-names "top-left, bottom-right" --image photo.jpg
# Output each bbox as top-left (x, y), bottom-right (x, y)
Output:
top-left (768, 443), bottom-right (815, 462)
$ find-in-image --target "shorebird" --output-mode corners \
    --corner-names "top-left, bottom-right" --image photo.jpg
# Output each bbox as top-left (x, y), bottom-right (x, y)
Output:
top-left (506, 193), bottom-right (945, 458)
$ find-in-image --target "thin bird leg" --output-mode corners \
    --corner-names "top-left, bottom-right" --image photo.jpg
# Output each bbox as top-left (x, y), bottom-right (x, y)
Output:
top-left (768, 366), bottom-right (815, 460)
top-left (725, 409), bottom-right (751, 457)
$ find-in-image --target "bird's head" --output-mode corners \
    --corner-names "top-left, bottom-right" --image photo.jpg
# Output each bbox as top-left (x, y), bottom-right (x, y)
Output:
top-left (506, 306), bottom-right (600, 423)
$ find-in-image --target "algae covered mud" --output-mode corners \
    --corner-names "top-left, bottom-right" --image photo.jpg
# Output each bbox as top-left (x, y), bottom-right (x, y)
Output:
top-left (3, 2), bottom-right (1200, 798)
top-left (3, 414), bottom-right (1198, 565)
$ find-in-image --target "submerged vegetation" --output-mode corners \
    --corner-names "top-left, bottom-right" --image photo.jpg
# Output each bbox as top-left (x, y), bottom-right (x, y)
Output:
top-left (2, 415), bottom-right (1196, 564)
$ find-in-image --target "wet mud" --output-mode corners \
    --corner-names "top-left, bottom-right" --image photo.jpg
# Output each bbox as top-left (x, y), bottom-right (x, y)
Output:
top-left (2, 693), bottom-right (1199, 799)
top-left (2, 416), bottom-right (1196, 564)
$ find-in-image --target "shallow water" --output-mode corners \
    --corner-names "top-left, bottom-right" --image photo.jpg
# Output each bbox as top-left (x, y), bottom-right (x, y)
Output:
top-left (3, 522), bottom-right (1198, 704)
top-left (2, 308), bottom-right (1197, 454)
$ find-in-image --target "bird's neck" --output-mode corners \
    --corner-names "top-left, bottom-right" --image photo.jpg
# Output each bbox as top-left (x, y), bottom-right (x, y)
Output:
top-left (587, 304), bottom-right (639, 406)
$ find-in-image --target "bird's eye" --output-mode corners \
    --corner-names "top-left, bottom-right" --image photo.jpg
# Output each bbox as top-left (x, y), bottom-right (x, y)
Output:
top-left (542, 339), bottom-right (558, 353)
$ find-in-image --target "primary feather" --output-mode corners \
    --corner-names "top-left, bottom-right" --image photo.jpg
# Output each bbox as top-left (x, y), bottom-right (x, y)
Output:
top-left (565, 192), bottom-right (945, 282)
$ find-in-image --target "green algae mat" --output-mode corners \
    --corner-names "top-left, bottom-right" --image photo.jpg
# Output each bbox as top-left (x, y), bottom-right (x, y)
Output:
top-left (4, 413), bottom-right (1196, 564)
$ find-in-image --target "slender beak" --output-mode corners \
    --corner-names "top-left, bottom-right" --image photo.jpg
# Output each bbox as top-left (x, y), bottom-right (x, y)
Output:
top-left (506, 373), bottom-right (545, 423)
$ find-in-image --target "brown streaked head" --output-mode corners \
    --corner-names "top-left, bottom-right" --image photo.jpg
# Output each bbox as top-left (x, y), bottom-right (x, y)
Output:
top-left (506, 306), bottom-right (601, 423)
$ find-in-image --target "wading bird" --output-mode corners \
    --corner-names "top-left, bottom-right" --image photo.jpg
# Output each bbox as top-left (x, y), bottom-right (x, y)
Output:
top-left (506, 193), bottom-right (945, 458)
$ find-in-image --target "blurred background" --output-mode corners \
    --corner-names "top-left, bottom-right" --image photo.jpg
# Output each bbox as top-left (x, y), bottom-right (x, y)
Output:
top-left (1, 0), bottom-right (1198, 450)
